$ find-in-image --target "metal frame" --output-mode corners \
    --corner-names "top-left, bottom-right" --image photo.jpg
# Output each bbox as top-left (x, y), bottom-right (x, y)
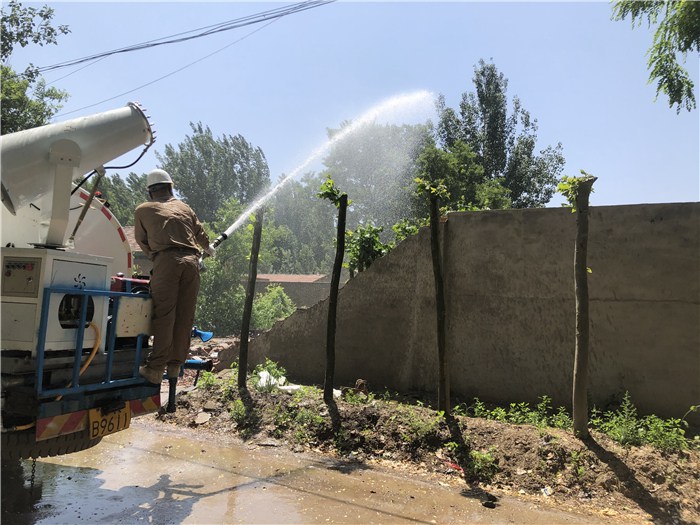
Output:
top-left (35, 286), bottom-right (151, 399)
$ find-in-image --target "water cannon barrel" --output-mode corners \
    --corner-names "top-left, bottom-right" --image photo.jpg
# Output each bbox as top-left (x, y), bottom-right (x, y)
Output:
top-left (210, 233), bottom-right (228, 251)
top-left (1, 102), bottom-right (154, 215)
top-left (208, 210), bottom-right (252, 252)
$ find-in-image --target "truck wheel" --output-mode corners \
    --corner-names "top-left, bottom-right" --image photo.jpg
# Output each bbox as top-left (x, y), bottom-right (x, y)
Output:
top-left (1, 429), bottom-right (102, 460)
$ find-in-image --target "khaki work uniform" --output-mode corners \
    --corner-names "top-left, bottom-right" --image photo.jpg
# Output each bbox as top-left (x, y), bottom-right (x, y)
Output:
top-left (134, 196), bottom-right (210, 376)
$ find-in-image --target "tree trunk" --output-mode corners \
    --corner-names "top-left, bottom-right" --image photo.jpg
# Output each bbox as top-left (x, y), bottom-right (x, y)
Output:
top-left (324, 194), bottom-right (348, 405)
top-left (572, 178), bottom-right (596, 438)
top-left (238, 208), bottom-right (264, 390)
top-left (429, 195), bottom-right (450, 415)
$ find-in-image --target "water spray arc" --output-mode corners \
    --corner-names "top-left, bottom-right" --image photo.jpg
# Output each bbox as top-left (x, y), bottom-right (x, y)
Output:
top-left (208, 90), bottom-right (434, 252)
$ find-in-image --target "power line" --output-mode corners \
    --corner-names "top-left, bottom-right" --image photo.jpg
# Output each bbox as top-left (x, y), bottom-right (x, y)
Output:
top-left (36, 1), bottom-right (334, 74)
top-left (54, 19), bottom-right (277, 118)
top-left (51, 1), bottom-right (335, 118)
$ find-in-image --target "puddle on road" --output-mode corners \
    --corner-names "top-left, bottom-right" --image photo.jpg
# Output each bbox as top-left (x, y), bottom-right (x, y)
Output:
top-left (2, 420), bottom-right (604, 524)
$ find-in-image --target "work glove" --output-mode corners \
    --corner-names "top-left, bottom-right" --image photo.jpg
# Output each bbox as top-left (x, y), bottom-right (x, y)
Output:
top-left (204, 244), bottom-right (217, 258)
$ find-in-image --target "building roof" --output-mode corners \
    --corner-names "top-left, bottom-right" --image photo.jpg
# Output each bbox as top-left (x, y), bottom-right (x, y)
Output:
top-left (122, 226), bottom-right (140, 252)
top-left (257, 274), bottom-right (327, 283)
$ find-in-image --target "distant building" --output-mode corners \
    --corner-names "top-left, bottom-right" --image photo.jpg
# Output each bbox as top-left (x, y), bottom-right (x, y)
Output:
top-left (253, 274), bottom-right (333, 308)
top-left (122, 226), bottom-right (152, 276)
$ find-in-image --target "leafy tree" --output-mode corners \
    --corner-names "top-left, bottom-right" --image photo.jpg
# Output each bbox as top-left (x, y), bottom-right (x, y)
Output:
top-left (97, 172), bottom-right (147, 226)
top-left (269, 172), bottom-right (337, 273)
top-left (436, 59), bottom-right (564, 208)
top-left (239, 208), bottom-right (264, 389)
top-left (157, 122), bottom-right (270, 222)
top-left (415, 140), bottom-right (511, 212)
top-left (1, 0), bottom-right (70, 133)
top-left (613, 0), bottom-right (700, 112)
top-left (345, 223), bottom-right (391, 278)
top-left (195, 199), bottom-right (253, 334)
top-left (317, 175), bottom-right (348, 405)
top-left (558, 171), bottom-right (597, 438)
top-left (323, 121), bottom-right (431, 231)
top-left (415, 177), bottom-right (451, 415)
top-left (252, 285), bottom-right (297, 330)
top-left (1, 0), bottom-right (69, 61)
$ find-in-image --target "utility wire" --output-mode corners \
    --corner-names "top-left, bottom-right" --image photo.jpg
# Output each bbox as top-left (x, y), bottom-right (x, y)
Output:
top-left (54, 18), bottom-right (277, 118)
top-left (36, 0), bottom-right (334, 74)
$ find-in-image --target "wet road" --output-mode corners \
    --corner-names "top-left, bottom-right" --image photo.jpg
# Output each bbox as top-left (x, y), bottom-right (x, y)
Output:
top-left (2, 420), bottom-right (605, 524)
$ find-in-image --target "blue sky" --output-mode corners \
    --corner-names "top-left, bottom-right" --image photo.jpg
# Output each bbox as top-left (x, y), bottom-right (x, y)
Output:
top-left (7, 1), bottom-right (699, 207)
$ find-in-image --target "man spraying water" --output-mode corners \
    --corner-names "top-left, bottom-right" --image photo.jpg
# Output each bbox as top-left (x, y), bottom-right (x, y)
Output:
top-left (134, 169), bottom-right (216, 384)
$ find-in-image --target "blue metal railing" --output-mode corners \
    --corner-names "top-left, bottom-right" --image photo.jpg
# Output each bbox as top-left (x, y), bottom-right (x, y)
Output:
top-left (35, 286), bottom-right (152, 399)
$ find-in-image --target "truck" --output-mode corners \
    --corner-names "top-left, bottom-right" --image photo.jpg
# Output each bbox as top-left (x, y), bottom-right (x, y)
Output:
top-left (1, 102), bottom-right (163, 460)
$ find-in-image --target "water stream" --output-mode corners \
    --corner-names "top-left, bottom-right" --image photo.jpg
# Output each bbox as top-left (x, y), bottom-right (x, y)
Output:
top-left (213, 90), bottom-right (435, 244)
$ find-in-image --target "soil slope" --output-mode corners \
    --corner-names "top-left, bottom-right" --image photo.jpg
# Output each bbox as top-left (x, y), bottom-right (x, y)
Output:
top-left (155, 340), bottom-right (699, 525)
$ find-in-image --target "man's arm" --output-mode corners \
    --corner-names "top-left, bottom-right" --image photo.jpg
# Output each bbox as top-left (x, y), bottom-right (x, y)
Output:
top-left (134, 210), bottom-right (154, 260)
top-left (191, 211), bottom-right (210, 252)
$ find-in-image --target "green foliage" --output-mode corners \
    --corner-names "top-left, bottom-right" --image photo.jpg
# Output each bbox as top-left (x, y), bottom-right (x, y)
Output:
top-left (196, 268), bottom-right (245, 335)
top-left (252, 285), bottom-right (296, 330)
top-left (345, 223), bottom-right (391, 277)
top-left (220, 366), bottom-right (241, 401)
top-left (252, 358), bottom-right (287, 392)
top-left (316, 174), bottom-right (347, 207)
top-left (435, 59), bottom-right (564, 208)
top-left (639, 414), bottom-right (689, 452)
top-left (156, 122), bottom-right (270, 223)
top-left (551, 406), bottom-right (574, 430)
top-left (595, 392), bottom-right (643, 446)
top-left (252, 358), bottom-right (287, 380)
top-left (414, 176), bottom-right (450, 200)
top-left (467, 449), bottom-right (499, 483)
top-left (391, 217), bottom-right (427, 244)
top-left (467, 391), bottom-right (693, 452)
top-left (398, 407), bottom-right (446, 444)
top-left (1, 65), bottom-right (69, 134)
top-left (343, 389), bottom-right (375, 405)
top-left (229, 398), bottom-right (247, 427)
top-left (612, 0), bottom-right (700, 112)
top-left (322, 121), bottom-right (430, 230)
top-left (591, 392), bottom-right (693, 451)
top-left (271, 387), bottom-right (326, 443)
top-left (97, 172), bottom-right (147, 226)
top-left (557, 170), bottom-right (597, 212)
top-left (195, 199), bottom-right (253, 334)
top-left (196, 371), bottom-right (219, 391)
top-left (1, 1), bottom-right (71, 134)
top-left (269, 173), bottom-right (337, 273)
top-left (569, 450), bottom-right (586, 479)
top-left (1, 0), bottom-right (70, 62)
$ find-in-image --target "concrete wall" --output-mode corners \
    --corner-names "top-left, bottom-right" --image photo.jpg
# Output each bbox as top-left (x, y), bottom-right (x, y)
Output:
top-left (249, 203), bottom-right (700, 425)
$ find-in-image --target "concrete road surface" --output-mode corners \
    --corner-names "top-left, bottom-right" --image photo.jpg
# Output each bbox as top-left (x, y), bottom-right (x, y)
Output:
top-left (2, 419), bottom-right (607, 524)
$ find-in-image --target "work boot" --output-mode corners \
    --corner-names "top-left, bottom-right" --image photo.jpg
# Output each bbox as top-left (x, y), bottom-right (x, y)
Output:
top-left (139, 365), bottom-right (162, 385)
top-left (166, 363), bottom-right (182, 379)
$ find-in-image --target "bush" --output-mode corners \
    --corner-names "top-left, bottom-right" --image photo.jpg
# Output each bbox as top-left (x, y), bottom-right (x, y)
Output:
top-left (252, 285), bottom-right (296, 330)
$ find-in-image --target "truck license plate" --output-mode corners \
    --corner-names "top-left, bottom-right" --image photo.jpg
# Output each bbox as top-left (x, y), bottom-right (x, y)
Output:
top-left (88, 405), bottom-right (131, 439)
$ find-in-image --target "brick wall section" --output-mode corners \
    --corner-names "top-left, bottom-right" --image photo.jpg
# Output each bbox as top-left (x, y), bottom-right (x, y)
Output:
top-left (249, 202), bottom-right (700, 426)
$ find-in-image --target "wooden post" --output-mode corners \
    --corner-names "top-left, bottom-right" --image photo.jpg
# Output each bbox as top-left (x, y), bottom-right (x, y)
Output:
top-left (572, 177), bottom-right (596, 438)
top-left (238, 207), bottom-right (264, 390)
top-left (324, 194), bottom-right (348, 404)
top-left (429, 194), bottom-right (450, 415)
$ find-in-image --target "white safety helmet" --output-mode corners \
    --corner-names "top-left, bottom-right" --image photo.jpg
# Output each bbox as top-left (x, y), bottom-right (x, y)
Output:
top-left (146, 169), bottom-right (173, 188)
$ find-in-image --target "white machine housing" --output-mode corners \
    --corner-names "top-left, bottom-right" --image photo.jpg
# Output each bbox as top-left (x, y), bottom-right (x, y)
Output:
top-left (1, 186), bottom-right (133, 277)
top-left (2, 248), bottom-right (111, 353)
top-left (0, 102), bottom-right (155, 355)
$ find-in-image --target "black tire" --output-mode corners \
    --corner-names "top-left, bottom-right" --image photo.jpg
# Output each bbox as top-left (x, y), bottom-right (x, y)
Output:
top-left (1, 428), bottom-right (102, 460)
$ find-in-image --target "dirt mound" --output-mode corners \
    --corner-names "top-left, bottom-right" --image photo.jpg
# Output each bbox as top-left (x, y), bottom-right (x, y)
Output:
top-left (157, 362), bottom-right (699, 525)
